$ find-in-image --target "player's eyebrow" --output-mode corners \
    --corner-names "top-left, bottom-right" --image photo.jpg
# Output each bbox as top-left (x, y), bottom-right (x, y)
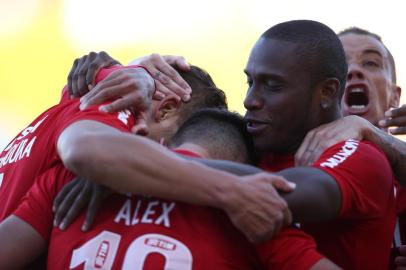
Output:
top-left (244, 69), bottom-right (286, 83)
top-left (362, 48), bottom-right (383, 58)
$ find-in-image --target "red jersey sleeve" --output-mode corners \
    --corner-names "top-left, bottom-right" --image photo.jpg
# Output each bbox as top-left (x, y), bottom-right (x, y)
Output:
top-left (256, 227), bottom-right (323, 270)
top-left (13, 165), bottom-right (74, 241)
top-left (313, 139), bottom-right (394, 218)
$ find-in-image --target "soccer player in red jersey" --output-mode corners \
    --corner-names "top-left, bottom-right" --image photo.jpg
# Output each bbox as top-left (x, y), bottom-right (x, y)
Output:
top-left (1, 108), bottom-right (338, 269)
top-left (2, 60), bottom-right (314, 268)
top-left (0, 65), bottom-right (153, 221)
top-left (292, 27), bottom-right (406, 267)
top-left (53, 21), bottom-right (395, 269)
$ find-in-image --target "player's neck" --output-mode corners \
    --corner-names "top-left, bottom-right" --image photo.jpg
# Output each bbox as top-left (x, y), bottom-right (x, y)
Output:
top-left (176, 143), bottom-right (211, 159)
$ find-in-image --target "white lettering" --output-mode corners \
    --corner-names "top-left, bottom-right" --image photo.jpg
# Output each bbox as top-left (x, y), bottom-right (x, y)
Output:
top-left (20, 137), bottom-right (36, 159)
top-left (0, 137), bottom-right (37, 168)
top-left (1, 147), bottom-right (13, 167)
top-left (321, 139), bottom-right (359, 169)
top-left (141, 201), bottom-right (159, 224)
top-left (118, 110), bottom-right (131, 125)
top-left (130, 199), bottom-right (142, 225)
top-left (2, 139), bottom-right (16, 152)
top-left (0, 173), bottom-right (4, 188)
top-left (114, 199), bottom-right (132, 225)
top-left (9, 139), bottom-right (27, 163)
top-left (155, 202), bottom-right (176, 227)
top-left (16, 115), bottom-right (48, 141)
top-left (115, 198), bottom-right (175, 228)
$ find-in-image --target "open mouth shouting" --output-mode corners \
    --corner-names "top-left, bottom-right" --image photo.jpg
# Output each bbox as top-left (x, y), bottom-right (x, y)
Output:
top-left (343, 84), bottom-right (369, 115)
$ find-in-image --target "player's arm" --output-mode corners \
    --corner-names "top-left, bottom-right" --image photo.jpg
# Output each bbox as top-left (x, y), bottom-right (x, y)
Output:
top-left (0, 215), bottom-right (46, 270)
top-left (184, 158), bottom-right (339, 222)
top-left (57, 120), bottom-right (294, 243)
top-left (310, 259), bottom-right (342, 270)
top-left (191, 158), bottom-right (263, 175)
top-left (296, 115), bottom-right (406, 187)
top-left (277, 167), bottom-right (341, 222)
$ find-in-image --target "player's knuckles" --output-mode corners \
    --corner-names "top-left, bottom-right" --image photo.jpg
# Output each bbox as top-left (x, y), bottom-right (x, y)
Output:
top-left (123, 79), bottom-right (141, 90)
top-left (392, 107), bottom-right (406, 117)
top-left (88, 51), bottom-right (97, 60)
top-left (149, 53), bottom-right (162, 63)
top-left (159, 74), bottom-right (171, 86)
top-left (164, 68), bottom-right (177, 78)
top-left (88, 62), bottom-right (100, 72)
top-left (99, 51), bottom-right (109, 60)
top-left (273, 211), bottom-right (285, 223)
top-left (313, 129), bottom-right (325, 140)
top-left (72, 71), bottom-right (80, 81)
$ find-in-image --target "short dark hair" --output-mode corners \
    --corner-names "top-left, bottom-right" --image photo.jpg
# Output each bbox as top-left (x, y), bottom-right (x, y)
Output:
top-left (175, 65), bottom-right (228, 125)
top-left (338, 27), bottom-right (397, 84)
top-left (261, 20), bottom-right (348, 100)
top-left (170, 108), bottom-right (256, 164)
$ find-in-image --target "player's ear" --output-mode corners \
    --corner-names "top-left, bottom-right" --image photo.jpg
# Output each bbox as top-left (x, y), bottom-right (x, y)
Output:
top-left (389, 85), bottom-right (401, 108)
top-left (319, 78), bottom-right (340, 109)
top-left (154, 95), bottom-right (182, 122)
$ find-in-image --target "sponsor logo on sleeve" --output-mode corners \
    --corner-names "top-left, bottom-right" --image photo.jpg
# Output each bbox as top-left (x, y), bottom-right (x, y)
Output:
top-left (320, 139), bottom-right (359, 169)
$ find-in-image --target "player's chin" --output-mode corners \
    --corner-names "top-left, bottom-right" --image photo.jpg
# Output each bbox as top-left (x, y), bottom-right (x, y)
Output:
top-left (252, 138), bottom-right (278, 156)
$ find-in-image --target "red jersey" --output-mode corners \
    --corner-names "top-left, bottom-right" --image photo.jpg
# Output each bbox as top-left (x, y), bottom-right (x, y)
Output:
top-left (0, 66), bottom-right (137, 220)
top-left (15, 149), bottom-right (323, 269)
top-left (260, 139), bottom-right (396, 270)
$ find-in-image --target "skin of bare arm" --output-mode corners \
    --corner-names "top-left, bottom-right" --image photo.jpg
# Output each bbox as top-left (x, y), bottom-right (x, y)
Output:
top-left (58, 120), bottom-right (340, 226)
top-left (0, 215), bottom-right (46, 270)
top-left (57, 119), bottom-right (294, 243)
top-left (310, 258), bottom-right (342, 270)
top-left (363, 122), bottom-right (406, 187)
top-left (194, 158), bottom-right (341, 223)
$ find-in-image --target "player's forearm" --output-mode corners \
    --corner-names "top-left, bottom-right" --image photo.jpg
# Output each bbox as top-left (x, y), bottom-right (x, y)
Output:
top-left (277, 167), bottom-right (341, 223)
top-left (63, 132), bottom-right (241, 209)
top-left (310, 258), bottom-right (342, 270)
top-left (185, 158), bottom-right (341, 222)
top-left (191, 158), bottom-right (262, 176)
top-left (0, 216), bottom-right (46, 270)
top-left (363, 124), bottom-right (406, 186)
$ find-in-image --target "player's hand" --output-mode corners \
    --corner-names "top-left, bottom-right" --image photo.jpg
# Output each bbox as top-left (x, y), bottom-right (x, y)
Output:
top-left (394, 245), bottom-right (406, 269)
top-left (68, 51), bottom-right (121, 98)
top-left (80, 67), bottom-right (155, 113)
top-left (129, 53), bottom-right (192, 102)
top-left (53, 177), bottom-right (112, 231)
top-left (295, 115), bottom-right (370, 166)
top-left (222, 173), bottom-right (295, 243)
top-left (379, 105), bottom-right (406, 135)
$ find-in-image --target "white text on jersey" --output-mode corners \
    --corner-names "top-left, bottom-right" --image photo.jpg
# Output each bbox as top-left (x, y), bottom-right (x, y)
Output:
top-left (320, 139), bottom-right (359, 169)
top-left (0, 115), bottom-right (48, 168)
top-left (114, 198), bottom-right (176, 228)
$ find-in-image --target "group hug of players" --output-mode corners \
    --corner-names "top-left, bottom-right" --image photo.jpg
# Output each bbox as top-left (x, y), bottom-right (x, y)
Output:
top-left (1, 19), bottom-right (406, 269)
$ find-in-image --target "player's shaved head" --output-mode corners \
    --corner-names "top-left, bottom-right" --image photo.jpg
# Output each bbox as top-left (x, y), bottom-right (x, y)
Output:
top-left (262, 20), bottom-right (348, 100)
top-left (170, 108), bottom-right (255, 164)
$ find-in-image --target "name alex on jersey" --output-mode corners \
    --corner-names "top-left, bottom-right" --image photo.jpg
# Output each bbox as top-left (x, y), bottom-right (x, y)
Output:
top-left (114, 196), bottom-right (176, 228)
top-left (0, 116), bottom-right (48, 169)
